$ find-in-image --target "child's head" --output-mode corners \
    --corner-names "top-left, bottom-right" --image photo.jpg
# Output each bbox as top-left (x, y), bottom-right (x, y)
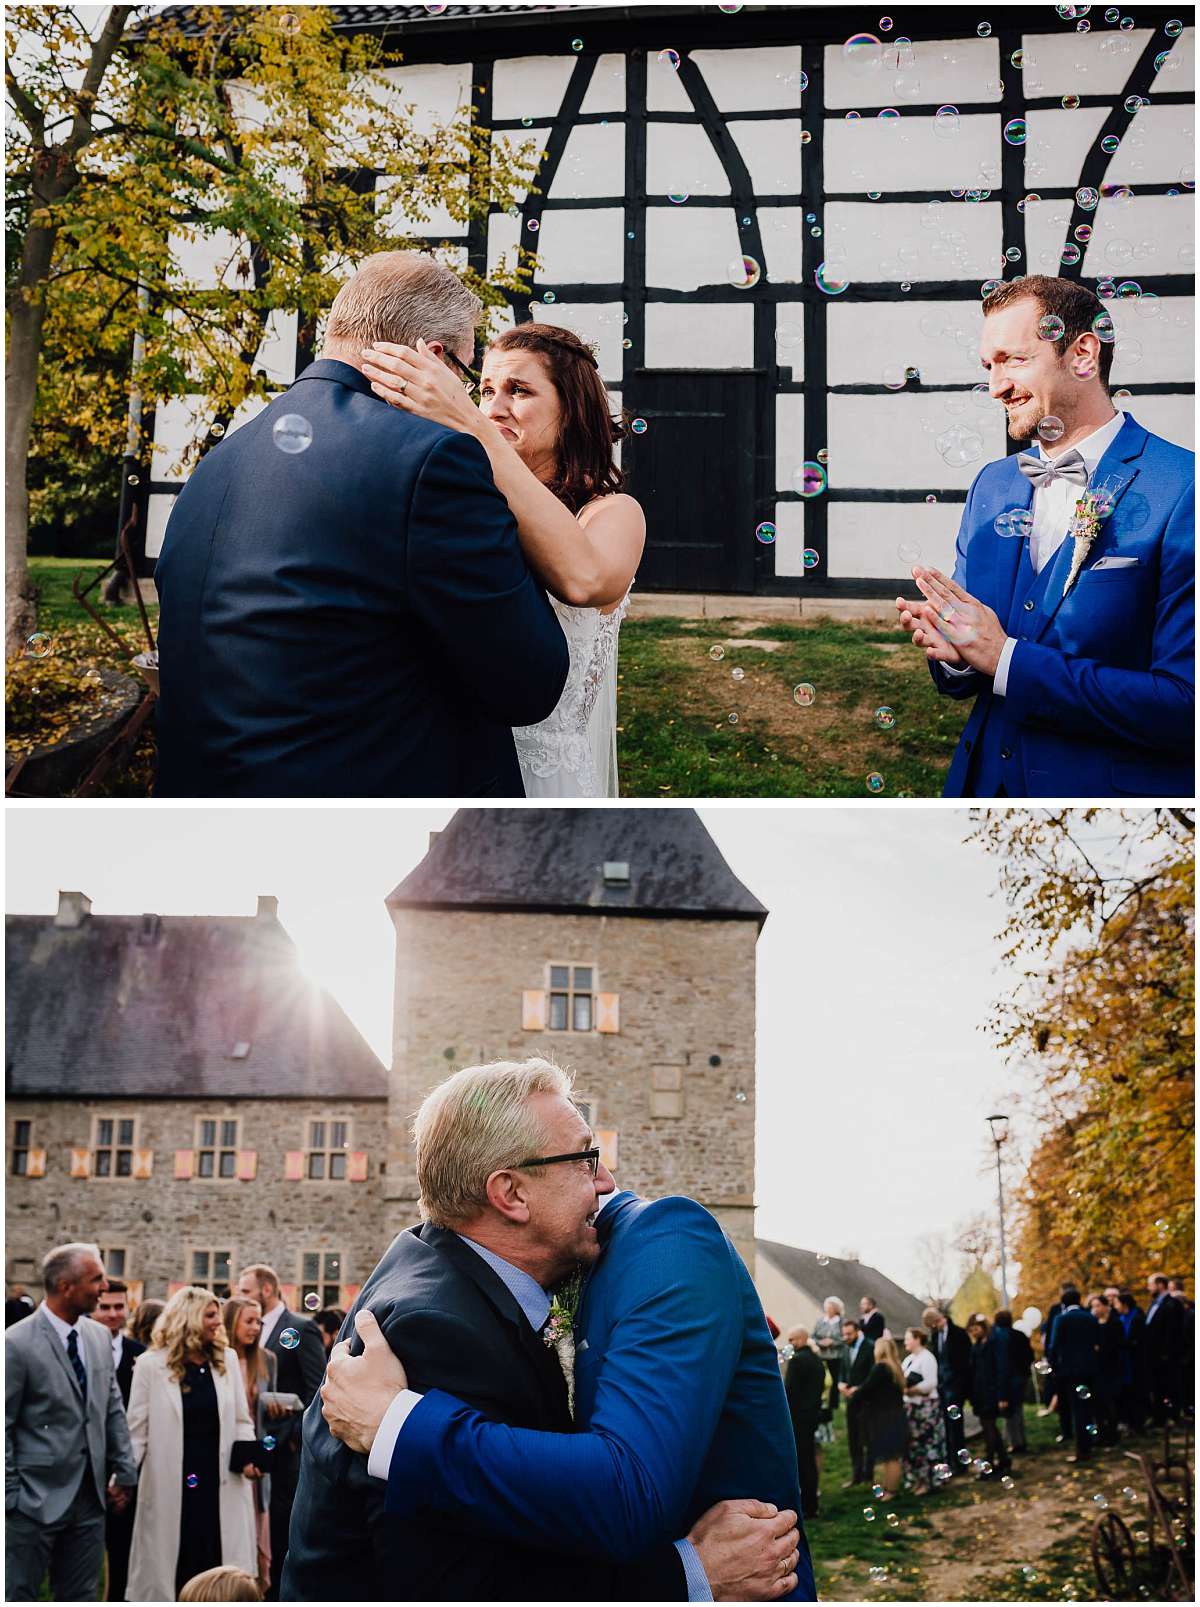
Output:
top-left (178, 1565), bottom-right (262, 1602)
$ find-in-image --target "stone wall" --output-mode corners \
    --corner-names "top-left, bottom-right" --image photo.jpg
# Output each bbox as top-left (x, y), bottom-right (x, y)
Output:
top-left (388, 908), bottom-right (758, 1263)
top-left (5, 1098), bottom-right (389, 1301)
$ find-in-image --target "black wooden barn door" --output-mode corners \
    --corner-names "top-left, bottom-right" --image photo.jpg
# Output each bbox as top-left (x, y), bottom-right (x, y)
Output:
top-left (623, 370), bottom-right (758, 594)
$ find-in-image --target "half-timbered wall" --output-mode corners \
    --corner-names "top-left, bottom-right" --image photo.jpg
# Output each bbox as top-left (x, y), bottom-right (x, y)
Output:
top-left (142, 8), bottom-right (1195, 597)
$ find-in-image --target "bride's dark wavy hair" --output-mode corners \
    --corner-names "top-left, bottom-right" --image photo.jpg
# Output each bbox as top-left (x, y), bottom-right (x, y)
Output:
top-left (485, 324), bottom-right (627, 515)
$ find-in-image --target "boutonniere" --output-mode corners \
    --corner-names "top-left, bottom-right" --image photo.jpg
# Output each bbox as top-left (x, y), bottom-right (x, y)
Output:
top-left (1063, 474), bottom-right (1124, 598)
top-left (544, 1268), bottom-right (584, 1418)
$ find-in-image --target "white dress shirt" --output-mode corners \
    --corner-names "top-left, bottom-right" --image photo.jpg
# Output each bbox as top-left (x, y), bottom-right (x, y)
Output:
top-left (42, 1303), bottom-right (83, 1352)
top-left (112, 1331), bottom-right (124, 1371)
top-left (259, 1300), bottom-right (287, 1346)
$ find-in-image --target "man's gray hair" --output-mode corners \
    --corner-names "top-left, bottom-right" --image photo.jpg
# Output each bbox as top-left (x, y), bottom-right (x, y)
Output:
top-left (43, 1242), bottom-right (101, 1294)
top-left (324, 251), bottom-right (482, 353)
top-left (415, 1058), bottom-right (575, 1228)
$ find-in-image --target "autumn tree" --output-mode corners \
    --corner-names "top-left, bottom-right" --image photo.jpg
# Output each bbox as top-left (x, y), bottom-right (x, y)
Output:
top-left (971, 808), bottom-right (1195, 1310)
top-left (6, 5), bottom-right (537, 654)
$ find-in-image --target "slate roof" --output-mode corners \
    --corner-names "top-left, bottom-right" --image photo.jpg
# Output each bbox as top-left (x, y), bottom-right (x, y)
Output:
top-left (5, 911), bottom-right (386, 1101)
top-left (139, 5), bottom-right (593, 37)
top-left (387, 808), bottom-right (767, 923)
top-left (757, 1240), bottom-right (927, 1331)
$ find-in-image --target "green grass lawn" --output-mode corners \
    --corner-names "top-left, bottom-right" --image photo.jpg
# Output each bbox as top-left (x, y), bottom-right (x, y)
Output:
top-left (19, 562), bottom-right (968, 798)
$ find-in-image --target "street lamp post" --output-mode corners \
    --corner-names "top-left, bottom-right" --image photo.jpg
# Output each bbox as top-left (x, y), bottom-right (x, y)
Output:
top-left (987, 1114), bottom-right (1010, 1309)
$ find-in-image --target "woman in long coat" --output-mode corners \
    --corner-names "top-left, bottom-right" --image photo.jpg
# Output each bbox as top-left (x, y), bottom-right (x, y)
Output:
top-left (126, 1286), bottom-right (259, 1600)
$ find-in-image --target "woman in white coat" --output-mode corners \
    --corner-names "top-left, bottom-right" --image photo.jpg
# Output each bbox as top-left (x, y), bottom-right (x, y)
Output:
top-left (126, 1286), bottom-right (259, 1601)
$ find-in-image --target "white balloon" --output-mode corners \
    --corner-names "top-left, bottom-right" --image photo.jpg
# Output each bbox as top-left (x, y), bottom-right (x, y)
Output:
top-left (1022, 1306), bottom-right (1043, 1329)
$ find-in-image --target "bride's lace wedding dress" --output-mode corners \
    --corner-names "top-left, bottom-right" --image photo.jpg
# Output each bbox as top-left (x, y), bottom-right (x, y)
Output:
top-left (513, 589), bottom-right (631, 798)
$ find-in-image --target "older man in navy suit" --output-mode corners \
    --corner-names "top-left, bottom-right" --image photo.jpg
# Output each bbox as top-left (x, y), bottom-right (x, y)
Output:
top-left (155, 251), bottom-right (568, 799)
top-left (899, 275), bottom-right (1194, 799)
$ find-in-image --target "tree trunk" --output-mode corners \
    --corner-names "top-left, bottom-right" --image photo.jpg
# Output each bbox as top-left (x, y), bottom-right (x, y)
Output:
top-left (5, 213), bottom-right (56, 659)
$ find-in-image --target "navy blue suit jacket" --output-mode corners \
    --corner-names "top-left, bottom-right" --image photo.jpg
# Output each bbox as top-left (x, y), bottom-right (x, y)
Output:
top-left (154, 361), bottom-right (568, 797)
top-left (933, 413), bottom-right (1194, 798)
top-left (1048, 1305), bottom-right (1101, 1379)
top-left (381, 1192), bottom-right (816, 1600)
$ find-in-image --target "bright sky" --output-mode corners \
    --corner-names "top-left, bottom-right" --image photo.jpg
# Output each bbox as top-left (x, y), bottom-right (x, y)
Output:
top-left (5, 802), bottom-right (1032, 1295)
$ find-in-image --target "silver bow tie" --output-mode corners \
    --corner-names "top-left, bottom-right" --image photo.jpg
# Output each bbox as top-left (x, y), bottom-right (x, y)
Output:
top-left (1017, 448), bottom-right (1089, 489)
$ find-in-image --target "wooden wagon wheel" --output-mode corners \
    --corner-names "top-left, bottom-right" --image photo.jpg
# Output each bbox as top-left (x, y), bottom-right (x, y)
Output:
top-left (1092, 1512), bottom-right (1138, 1600)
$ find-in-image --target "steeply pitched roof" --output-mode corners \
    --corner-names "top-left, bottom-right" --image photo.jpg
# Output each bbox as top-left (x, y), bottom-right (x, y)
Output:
top-left (387, 808), bottom-right (767, 924)
top-left (141, 5), bottom-right (591, 37)
top-left (757, 1240), bottom-right (927, 1330)
top-left (5, 912), bottom-right (386, 1101)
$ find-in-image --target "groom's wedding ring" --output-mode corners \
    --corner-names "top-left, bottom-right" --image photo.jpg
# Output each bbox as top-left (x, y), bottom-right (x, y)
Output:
top-left (395, 377), bottom-right (407, 392)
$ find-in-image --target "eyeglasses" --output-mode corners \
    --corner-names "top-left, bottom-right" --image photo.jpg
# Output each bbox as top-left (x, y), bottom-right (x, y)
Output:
top-left (514, 1147), bottom-right (601, 1177)
top-left (443, 349), bottom-right (481, 396)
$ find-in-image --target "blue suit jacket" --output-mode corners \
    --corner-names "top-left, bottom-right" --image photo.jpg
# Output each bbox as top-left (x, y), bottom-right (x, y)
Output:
top-left (933, 414), bottom-right (1194, 798)
top-left (1048, 1305), bottom-right (1101, 1379)
top-left (382, 1193), bottom-right (816, 1600)
top-left (154, 360), bottom-right (568, 797)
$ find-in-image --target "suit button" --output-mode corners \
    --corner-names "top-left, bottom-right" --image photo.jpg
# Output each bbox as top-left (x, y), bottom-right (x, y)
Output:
top-left (1023, 599), bottom-right (1035, 612)
top-left (1001, 747), bottom-right (1012, 760)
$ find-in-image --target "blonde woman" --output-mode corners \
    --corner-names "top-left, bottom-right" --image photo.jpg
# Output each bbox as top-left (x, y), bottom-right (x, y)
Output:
top-left (847, 1337), bottom-right (910, 1498)
top-left (125, 1287), bottom-right (259, 1601)
top-left (812, 1295), bottom-right (847, 1414)
top-left (222, 1297), bottom-right (277, 1593)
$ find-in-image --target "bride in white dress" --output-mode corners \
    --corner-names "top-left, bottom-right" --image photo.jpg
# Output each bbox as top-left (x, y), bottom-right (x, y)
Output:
top-left (360, 324), bottom-right (645, 798)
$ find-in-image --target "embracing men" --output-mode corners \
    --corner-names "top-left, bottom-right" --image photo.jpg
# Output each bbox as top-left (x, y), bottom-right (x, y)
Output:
top-left (282, 1058), bottom-right (814, 1602)
top-left (898, 273), bottom-right (1194, 799)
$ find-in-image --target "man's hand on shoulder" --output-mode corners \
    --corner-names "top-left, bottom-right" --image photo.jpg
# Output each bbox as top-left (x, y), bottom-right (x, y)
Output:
top-left (321, 1309), bottom-right (407, 1455)
top-left (688, 1499), bottom-right (800, 1602)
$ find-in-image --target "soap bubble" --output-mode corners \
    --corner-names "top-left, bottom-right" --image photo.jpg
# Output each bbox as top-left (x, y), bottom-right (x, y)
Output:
top-left (817, 447), bottom-right (829, 465)
top-left (947, 1404), bottom-right (963, 1421)
top-left (187, 1473), bottom-right (199, 1489)
top-left (816, 1252), bottom-right (830, 1266)
top-left (957, 1447), bottom-right (972, 1464)
top-left (981, 278), bottom-right (1002, 297)
top-left (1034, 1359), bottom-right (1053, 1375)
top-left (303, 1292), bottom-right (320, 1311)
top-left (1011, 48), bottom-right (1025, 66)
top-left (872, 1483), bottom-right (885, 1498)
top-left (728, 256), bottom-right (761, 288)
top-left (1092, 311), bottom-right (1116, 341)
top-left (936, 424), bottom-right (984, 467)
top-left (717, 2), bottom-right (743, 11)
top-left (668, 192), bottom-right (688, 205)
top-left (933, 1462), bottom-right (952, 1484)
top-left (874, 706), bottom-right (896, 730)
top-left (1038, 313), bottom-right (1065, 341)
top-left (1093, 1492), bottom-right (1108, 1506)
top-left (1062, 93), bottom-right (1081, 109)
top-left (815, 263), bottom-right (849, 295)
top-left (792, 682), bottom-right (816, 707)
top-left (1003, 118), bottom-right (1027, 145)
top-left (279, 1328), bottom-right (300, 1351)
top-left (866, 772), bottom-right (885, 794)
top-left (862, 1505), bottom-right (877, 1522)
top-left (731, 667), bottom-right (745, 683)
top-left (1075, 1384), bottom-right (1092, 1400)
top-left (1075, 223), bottom-right (1093, 243)
top-left (210, 422), bottom-right (226, 438)
top-left (995, 508), bottom-right (1033, 540)
top-left (885, 1509), bottom-right (900, 1526)
top-left (25, 632), bottom-right (53, 658)
top-left (755, 521), bottom-right (776, 544)
top-left (1101, 134), bottom-right (1120, 154)
top-left (883, 365), bottom-right (907, 391)
top-left (1166, 16), bottom-right (1183, 33)
top-left (897, 540), bottom-right (922, 566)
top-left (630, 417), bottom-right (648, 435)
top-left (796, 462), bottom-right (827, 498)
top-left (423, 2), bottom-right (447, 11)
top-left (869, 1566), bottom-right (888, 1582)
top-left (844, 33), bottom-right (882, 72)
top-left (262, 1434), bottom-right (277, 1451)
top-left (934, 105), bottom-right (960, 138)
top-left (709, 645), bottom-right (725, 661)
top-left (1037, 415), bottom-right (1065, 442)
top-left (657, 47), bottom-right (681, 70)
top-left (571, 37), bottom-right (583, 51)
top-left (803, 547), bottom-right (820, 569)
top-left (527, 218), bottom-right (540, 232)
top-left (727, 712), bottom-right (739, 725)
top-left (1060, 243), bottom-right (1082, 266)
top-left (1001, 1475), bottom-right (1016, 1490)
top-left (1076, 186), bottom-right (1100, 211)
top-left (273, 415), bottom-right (313, 455)
top-left (541, 290), bottom-right (556, 304)
top-left (1022, 1568), bottom-right (1039, 1583)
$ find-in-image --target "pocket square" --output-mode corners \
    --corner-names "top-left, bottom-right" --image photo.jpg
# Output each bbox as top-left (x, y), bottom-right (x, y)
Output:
top-left (1091, 555), bottom-right (1139, 570)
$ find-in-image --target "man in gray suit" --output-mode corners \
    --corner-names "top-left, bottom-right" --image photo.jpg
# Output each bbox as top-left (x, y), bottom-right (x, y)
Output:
top-left (5, 1243), bottom-right (139, 1601)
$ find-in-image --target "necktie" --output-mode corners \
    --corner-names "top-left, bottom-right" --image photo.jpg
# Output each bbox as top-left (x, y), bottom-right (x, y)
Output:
top-left (67, 1329), bottom-right (88, 1402)
top-left (1016, 448), bottom-right (1089, 489)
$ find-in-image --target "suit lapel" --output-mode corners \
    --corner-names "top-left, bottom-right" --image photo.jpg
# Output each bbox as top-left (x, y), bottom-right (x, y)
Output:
top-left (39, 1307), bottom-right (87, 1402)
top-left (991, 459), bottom-right (1031, 624)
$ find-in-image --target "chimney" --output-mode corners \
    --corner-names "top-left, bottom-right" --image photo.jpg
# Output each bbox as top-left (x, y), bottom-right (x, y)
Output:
top-left (256, 895), bottom-right (279, 920)
top-left (54, 891), bottom-right (92, 929)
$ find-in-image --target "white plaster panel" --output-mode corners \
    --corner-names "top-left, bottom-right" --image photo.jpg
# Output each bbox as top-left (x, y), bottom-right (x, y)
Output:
top-left (827, 301), bottom-right (992, 387)
top-left (775, 303), bottom-right (805, 379)
top-left (1102, 104), bottom-right (1196, 187)
top-left (827, 501), bottom-right (959, 580)
top-left (687, 47), bottom-right (805, 113)
top-left (529, 300), bottom-right (624, 382)
top-left (225, 79), bottom-right (269, 133)
top-left (759, 208), bottom-right (805, 284)
top-left (1105, 295), bottom-right (1195, 385)
top-left (1085, 193), bottom-right (1195, 279)
top-left (727, 119), bottom-right (803, 197)
top-left (491, 55), bottom-right (574, 122)
top-left (644, 303), bottom-right (754, 370)
top-left (554, 122), bottom-right (625, 199)
top-left (579, 54), bottom-right (626, 115)
top-left (145, 494), bottom-right (174, 562)
top-left (376, 175), bottom-right (464, 238)
top-left (829, 393), bottom-right (1006, 491)
top-left (487, 211), bottom-right (522, 279)
top-left (527, 208), bottom-right (625, 283)
top-left (374, 63), bottom-right (472, 134)
top-left (825, 113), bottom-right (999, 195)
top-left (1118, 392), bottom-right (1193, 451)
top-left (822, 201), bottom-right (1001, 283)
top-left (168, 227), bottom-right (247, 291)
top-left (150, 397), bottom-right (201, 485)
top-left (1024, 107), bottom-right (1108, 188)
top-left (645, 206), bottom-right (741, 291)
top-left (824, 37), bottom-right (1000, 110)
top-left (1147, 26), bottom-right (1194, 93)
top-left (1022, 195), bottom-right (1076, 275)
top-left (607, 388), bottom-right (622, 470)
top-left (646, 122), bottom-right (729, 196)
top-left (255, 311), bottom-right (299, 387)
top-left (775, 393), bottom-right (805, 497)
top-left (492, 128), bottom-right (551, 204)
top-left (771, 501), bottom-right (808, 579)
top-left (1020, 29), bottom-right (1163, 97)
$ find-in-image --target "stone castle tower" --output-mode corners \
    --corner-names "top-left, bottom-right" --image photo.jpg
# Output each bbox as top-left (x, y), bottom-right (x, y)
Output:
top-left (384, 809), bottom-right (766, 1264)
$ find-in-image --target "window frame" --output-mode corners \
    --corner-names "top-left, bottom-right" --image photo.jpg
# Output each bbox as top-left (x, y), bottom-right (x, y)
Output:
top-left (545, 961), bottom-right (596, 1034)
top-left (189, 1247), bottom-right (234, 1298)
top-left (90, 1112), bottom-right (138, 1180)
top-left (303, 1114), bottom-right (352, 1182)
top-left (299, 1249), bottom-right (344, 1310)
top-left (11, 1118), bottom-right (32, 1177)
top-left (194, 1113), bottom-right (242, 1182)
top-left (100, 1246), bottom-right (127, 1279)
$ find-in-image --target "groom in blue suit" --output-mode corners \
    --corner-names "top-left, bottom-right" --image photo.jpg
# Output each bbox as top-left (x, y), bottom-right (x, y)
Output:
top-left (898, 275), bottom-right (1193, 799)
top-left (154, 252), bottom-right (568, 798)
